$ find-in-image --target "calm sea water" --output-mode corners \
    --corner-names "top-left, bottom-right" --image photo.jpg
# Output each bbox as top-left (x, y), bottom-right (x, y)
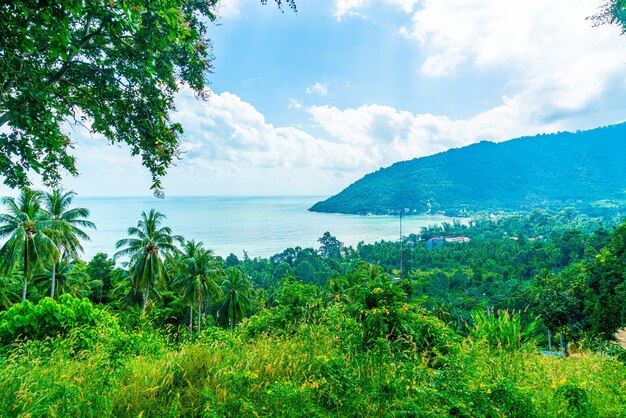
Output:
top-left (74, 196), bottom-right (451, 260)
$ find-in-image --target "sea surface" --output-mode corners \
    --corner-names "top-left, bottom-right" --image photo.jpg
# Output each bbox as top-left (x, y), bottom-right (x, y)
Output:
top-left (74, 196), bottom-right (453, 260)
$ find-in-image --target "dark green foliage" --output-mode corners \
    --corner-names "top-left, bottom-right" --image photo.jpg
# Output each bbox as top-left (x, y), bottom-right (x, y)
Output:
top-left (583, 220), bottom-right (626, 338)
top-left (318, 231), bottom-right (341, 259)
top-left (0, 0), bottom-right (295, 194)
top-left (242, 278), bottom-right (322, 337)
top-left (0, 294), bottom-right (118, 346)
top-left (88, 253), bottom-right (116, 304)
top-left (311, 123), bottom-right (626, 215)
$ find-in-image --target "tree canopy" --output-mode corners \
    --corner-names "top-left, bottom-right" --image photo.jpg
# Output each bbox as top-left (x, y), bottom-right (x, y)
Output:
top-left (0, 0), bottom-right (295, 196)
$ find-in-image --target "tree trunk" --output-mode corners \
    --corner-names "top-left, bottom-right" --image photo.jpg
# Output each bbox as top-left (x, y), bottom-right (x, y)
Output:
top-left (189, 305), bottom-right (193, 340)
top-left (22, 274), bottom-right (28, 302)
top-left (22, 241), bottom-right (28, 301)
top-left (548, 328), bottom-right (552, 352)
top-left (142, 285), bottom-right (150, 312)
top-left (50, 264), bottom-right (56, 299)
top-left (560, 327), bottom-right (569, 357)
top-left (197, 292), bottom-right (202, 334)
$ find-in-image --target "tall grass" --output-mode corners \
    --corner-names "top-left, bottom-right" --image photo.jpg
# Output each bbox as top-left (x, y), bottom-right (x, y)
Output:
top-left (0, 320), bottom-right (625, 416)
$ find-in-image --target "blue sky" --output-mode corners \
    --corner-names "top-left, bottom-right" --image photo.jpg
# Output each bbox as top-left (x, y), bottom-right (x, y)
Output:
top-left (17, 0), bottom-right (626, 197)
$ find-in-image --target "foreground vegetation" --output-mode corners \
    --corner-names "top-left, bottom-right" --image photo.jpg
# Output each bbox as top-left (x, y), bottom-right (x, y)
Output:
top-left (1, 299), bottom-right (625, 417)
top-left (1, 188), bottom-right (626, 416)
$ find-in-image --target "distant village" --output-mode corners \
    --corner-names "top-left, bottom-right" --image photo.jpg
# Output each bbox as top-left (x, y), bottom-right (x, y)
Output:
top-left (426, 235), bottom-right (471, 249)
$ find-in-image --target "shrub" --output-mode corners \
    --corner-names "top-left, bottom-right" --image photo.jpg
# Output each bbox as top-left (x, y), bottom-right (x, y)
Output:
top-left (0, 295), bottom-right (119, 347)
top-left (470, 308), bottom-right (539, 351)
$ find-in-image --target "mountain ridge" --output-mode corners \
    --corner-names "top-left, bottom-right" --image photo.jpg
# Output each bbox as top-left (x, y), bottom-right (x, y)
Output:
top-left (309, 123), bottom-right (626, 215)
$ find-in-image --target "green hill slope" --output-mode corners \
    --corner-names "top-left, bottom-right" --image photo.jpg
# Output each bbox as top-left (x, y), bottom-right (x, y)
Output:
top-left (310, 123), bottom-right (626, 215)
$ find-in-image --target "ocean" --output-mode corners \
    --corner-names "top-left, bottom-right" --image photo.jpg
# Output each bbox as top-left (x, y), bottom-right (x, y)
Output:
top-left (74, 195), bottom-right (451, 260)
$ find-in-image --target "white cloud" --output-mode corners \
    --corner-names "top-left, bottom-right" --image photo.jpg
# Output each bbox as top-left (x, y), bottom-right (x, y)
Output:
top-left (383, 0), bottom-right (418, 14)
top-left (333, 0), bottom-right (418, 20)
top-left (306, 82), bottom-right (329, 96)
top-left (334, 0), bottom-right (367, 21)
top-left (404, 0), bottom-right (625, 100)
top-left (172, 89), bottom-right (375, 170)
top-left (288, 98), bottom-right (303, 109)
top-left (307, 95), bottom-right (556, 171)
top-left (216, 0), bottom-right (242, 19)
top-left (337, 0), bottom-right (626, 120)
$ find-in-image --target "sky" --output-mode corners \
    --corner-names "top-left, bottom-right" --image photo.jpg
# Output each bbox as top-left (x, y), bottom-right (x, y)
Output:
top-left (12, 0), bottom-right (626, 197)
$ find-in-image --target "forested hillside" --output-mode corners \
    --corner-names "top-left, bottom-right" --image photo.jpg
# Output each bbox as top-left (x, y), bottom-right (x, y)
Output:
top-left (310, 123), bottom-right (626, 215)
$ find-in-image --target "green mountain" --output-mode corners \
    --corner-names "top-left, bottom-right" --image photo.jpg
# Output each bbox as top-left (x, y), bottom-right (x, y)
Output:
top-left (310, 123), bottom-right (626, 215)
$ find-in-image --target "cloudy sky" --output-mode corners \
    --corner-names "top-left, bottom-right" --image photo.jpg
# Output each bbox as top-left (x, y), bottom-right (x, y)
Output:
top-left (33, 0), bottom-right (626, 196)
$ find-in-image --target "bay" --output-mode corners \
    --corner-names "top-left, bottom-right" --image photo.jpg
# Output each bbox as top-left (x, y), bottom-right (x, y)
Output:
top-left (75, 195), bottom-right (452, 260)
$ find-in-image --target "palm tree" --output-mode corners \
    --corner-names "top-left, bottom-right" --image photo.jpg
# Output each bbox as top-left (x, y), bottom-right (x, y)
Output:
top-left (0, 189), bottom-right (59, 301)
top-left (42, 188), bottom-right (95, 298)
top-left (219, 267), bottom-right (254, 333)
top-left (0, 271), bottom-right (21, 309)
top-left (328, 276), bottom-right (350, 304)
top-left (34, 251), bottom-right (98, 299)
top-left (114, 209), bottom-right (180, 312)
top-left (172, 240), bottom-right (224, 335)
top-left (347, 262), bottom-right (386, 302)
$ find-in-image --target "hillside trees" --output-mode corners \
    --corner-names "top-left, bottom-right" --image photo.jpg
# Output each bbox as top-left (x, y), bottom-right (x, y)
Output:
top-left (114, 210), bottom-right (180, 311)
top-left (0, 189), bottom-right (58, 301)
top-left (219, 267), bottom-right (254, 332)
top-left (584, 220), bottom-right (626, 338)
top-left (0, 0), bottom-right (295, 195)
top-left (42, 188), bottom-right (95, 298)
top-left (172, 240), bottom-right (224, 334)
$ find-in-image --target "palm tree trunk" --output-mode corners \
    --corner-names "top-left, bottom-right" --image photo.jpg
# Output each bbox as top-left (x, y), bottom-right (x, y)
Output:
top-left (189, 305), bottom-right (193, 340)
top-left (142, 285), bottom-right (150, 312)
top-left (50, 264), bottom-right (56, 299)
top-left (197, 294), bottom-right (202, 334)
top-left (22, 274), bottom-right (28, 301)
top-left (230, 306), bottom-right (235, 333)
top-left (22, 241), bottom-right (28, 301)
top-left (548, 328), bottom-right (552, 352)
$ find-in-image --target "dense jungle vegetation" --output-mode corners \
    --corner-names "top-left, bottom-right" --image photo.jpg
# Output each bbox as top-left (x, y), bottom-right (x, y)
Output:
top-left (1, 189), bottom-right (626, 417)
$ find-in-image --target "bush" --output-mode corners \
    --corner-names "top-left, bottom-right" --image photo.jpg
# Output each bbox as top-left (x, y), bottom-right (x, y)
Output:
top-left (0, 295), bottom-right (120, 347)
top-left (470, 308), bottom-right (539, 351)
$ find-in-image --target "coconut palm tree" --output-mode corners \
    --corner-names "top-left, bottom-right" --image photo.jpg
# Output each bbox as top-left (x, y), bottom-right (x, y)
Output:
top-left (34, 251), bottom-right (98, 299)
top-left (42, 188), bottom-right (95, 298)
top-left (328, 276), bottom-right (350, 304)
top-left (218, 267), bottom-right (254, 333)
top-left (114, 209), bottom-right (180, 312)
top-left (0, 189), bottom-right (59, 301)
top-left (172, 240), bottom-right (224, 335)
top-left (0, 271), bottom-right (21, 309)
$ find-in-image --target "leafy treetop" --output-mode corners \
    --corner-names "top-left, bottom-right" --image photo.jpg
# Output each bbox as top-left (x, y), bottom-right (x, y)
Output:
top-left (0, 0), bottom-right (295, 196)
